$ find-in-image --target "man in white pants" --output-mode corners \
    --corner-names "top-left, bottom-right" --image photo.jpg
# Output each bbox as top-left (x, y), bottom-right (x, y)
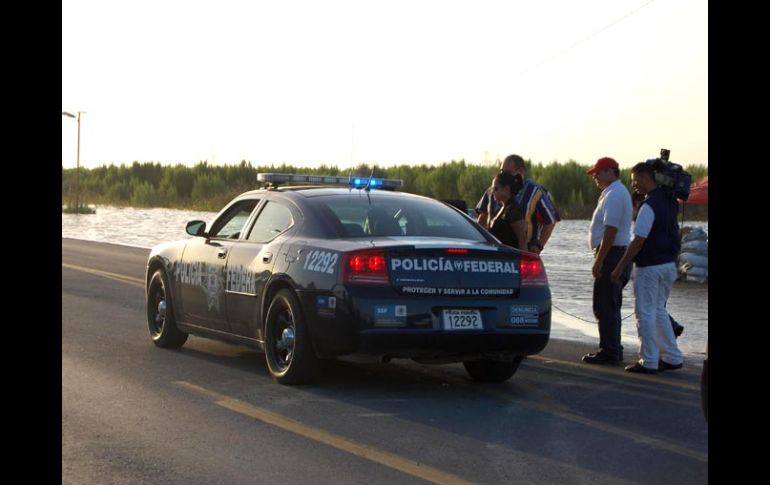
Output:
top-left (610, 162), bottom-right (684, 374)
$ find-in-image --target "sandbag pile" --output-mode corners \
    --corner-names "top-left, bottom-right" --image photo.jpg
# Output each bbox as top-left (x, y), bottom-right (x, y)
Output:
top-left (678, 226), bottom-right (708, 283)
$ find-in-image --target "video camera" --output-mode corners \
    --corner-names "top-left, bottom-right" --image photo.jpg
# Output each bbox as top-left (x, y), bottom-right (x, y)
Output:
top-left (645, 148), bottom-right (692, 201)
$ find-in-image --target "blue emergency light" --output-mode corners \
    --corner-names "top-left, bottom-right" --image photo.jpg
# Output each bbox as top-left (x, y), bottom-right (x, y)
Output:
top-left (258, 173), bottom-right (402, 190)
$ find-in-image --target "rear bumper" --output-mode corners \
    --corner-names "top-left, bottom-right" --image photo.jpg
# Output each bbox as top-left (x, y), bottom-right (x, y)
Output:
top-left (298, 286), bottom-right (551, 360)
top-left (357, 331), bottom-right (549, 362)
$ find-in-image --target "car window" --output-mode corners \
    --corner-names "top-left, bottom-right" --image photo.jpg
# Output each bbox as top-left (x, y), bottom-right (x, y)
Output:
top-left (210, 199), bottom-right (259, 239)
top-left (247, 201), bottom-right (294, 242)
top-left (320, 195), bottom-right (486, 241)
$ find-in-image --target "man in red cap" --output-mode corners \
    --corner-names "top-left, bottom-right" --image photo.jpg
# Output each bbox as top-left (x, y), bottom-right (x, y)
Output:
top-left (582, 157), bottom-right (633, 365)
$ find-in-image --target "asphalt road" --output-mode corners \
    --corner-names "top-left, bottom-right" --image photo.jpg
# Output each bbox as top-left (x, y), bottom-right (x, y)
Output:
top-left (62, 238), bottom-right (708, 484)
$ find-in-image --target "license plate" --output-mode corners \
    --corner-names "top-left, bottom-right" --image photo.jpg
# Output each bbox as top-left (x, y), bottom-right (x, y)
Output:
top-left (442, 309), bottom-right (483, 330)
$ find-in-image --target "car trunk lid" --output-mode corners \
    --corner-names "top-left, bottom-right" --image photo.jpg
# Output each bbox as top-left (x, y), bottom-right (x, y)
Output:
top-left (371, 238), bottom-right (523, 297)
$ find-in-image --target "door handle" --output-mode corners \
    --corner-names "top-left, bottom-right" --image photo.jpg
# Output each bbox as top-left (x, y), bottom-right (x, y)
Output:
top-left (263, 252), bottom-right (273, 263)
top-left (217, 248), bottom-right (228, 259)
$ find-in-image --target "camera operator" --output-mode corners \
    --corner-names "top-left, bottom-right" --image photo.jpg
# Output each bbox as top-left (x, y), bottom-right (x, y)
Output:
top-left (611, 162), bottom-right (684, 374)
top-left (633, 191), bottom-right (684, 338)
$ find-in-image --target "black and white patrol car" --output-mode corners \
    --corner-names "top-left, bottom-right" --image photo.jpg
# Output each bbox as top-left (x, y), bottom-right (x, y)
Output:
top-left (145, 174), bottom-right (551, 384)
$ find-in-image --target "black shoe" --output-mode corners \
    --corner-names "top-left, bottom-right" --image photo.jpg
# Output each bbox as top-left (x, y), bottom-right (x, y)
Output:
top-left (673, 325), bottom-right (684, 338)
top-left (625, 363), bottom-right (658, 374)
top-left (582, 352), bottom-right (620, 365)
top-left (658, 360), bottom-right (683, 371)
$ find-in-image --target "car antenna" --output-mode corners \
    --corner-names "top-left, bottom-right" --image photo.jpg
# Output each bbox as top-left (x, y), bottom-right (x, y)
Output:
top-left (364, 165), bottom-right (376, 192)
top-left (348, 123), bottom-right (355, 194)
top-left (364, 165), bottom-right (376, 206)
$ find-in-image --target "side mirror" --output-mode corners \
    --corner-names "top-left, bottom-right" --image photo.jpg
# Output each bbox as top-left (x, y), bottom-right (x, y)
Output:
top-left (185, 220), bottom-right (207, 237)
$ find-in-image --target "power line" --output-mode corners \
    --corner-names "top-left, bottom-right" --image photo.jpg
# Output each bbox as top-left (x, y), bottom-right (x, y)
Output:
top-left (518, 0), bottom-right (657, 76)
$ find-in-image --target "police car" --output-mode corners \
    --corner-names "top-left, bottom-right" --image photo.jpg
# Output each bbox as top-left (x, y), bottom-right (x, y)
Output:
top-left (145, 173), bottom-right (551, 384)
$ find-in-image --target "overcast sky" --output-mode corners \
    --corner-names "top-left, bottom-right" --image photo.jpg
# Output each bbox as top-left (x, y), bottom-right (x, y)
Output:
top-left (62, 0), bottom-right (707, 169)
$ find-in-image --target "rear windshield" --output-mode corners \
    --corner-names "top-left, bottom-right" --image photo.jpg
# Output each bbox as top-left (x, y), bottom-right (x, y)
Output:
top-left (317, 194), bottom-right (486, 241)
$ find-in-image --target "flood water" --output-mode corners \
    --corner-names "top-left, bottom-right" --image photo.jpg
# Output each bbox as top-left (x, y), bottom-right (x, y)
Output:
top-left (63, 207), bottom-right (708, 361)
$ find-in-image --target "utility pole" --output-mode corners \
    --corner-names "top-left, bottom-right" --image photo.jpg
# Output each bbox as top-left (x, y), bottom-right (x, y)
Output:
top-left (62, 111), bottom-right (85, 212)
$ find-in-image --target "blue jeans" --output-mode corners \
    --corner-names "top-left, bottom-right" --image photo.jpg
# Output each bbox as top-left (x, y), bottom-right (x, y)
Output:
top-left (593, 246), bottom-right (631, 360)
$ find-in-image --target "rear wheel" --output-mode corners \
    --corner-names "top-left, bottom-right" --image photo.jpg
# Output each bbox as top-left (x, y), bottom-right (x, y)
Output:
top-left (264, 289), bottom-right (318, 385)
top-left (463, 356), bottom-right (524, 382)
top-left (701, 357), bottom-right (708, 424)
top-left (147, 269), bottom-right (188, 348)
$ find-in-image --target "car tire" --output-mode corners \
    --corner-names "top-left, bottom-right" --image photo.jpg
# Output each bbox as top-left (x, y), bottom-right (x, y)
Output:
top-left (264, 289), bottom-right (318, 385)
top-left (463, 356), bottom-right (524, 382)
top-left (701, 357), bottom-right (708, 424)
top-left (147, 269), bottom-right (188, 348)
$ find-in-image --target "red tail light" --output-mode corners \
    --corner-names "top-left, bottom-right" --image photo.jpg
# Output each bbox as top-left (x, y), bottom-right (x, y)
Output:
top-left (343, 250), bottom-right (390, 285)
top-left (520, 253), bottom-right (548, 287)
top-left (446, 248), bottom-right (468, 254)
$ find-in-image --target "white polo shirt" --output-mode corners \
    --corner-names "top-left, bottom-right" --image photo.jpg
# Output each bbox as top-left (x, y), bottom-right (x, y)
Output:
top-left (588, 179), bottom-right (632, 250)
top-left (633, 203), bottom-right (655, 238)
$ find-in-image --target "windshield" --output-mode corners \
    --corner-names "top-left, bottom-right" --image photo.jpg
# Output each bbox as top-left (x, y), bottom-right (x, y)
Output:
top-left (317, 194), bottom-right (487, 241)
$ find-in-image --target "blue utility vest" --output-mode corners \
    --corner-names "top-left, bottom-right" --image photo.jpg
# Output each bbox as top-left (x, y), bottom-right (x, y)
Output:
top-left (634, 188), bottom-right (680, 267)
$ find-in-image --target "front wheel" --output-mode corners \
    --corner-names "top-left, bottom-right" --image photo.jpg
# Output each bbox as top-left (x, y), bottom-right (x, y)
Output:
top-left (147, 269), bottom-right (188, 349)
top-left (264, 289), bottom-right (318, 385)
top-left (463, 356), bottom-right (524, 382)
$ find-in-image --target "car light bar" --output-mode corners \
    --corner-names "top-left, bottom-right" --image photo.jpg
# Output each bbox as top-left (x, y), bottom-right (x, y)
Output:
top-left (257, 173), bottom-right (403, 190)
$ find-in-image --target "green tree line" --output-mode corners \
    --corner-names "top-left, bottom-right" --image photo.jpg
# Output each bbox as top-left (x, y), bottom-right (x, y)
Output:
top-left (62, 159), bottom-right (708, 220)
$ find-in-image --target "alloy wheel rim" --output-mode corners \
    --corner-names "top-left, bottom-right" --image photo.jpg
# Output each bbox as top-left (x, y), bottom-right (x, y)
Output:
top-left (272, 308), bottom-right (295, 370)
top-left (151, 285), bottom-right (166, 335)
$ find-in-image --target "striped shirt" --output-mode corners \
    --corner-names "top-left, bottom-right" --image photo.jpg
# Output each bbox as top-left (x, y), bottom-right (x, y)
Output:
top-left (475, 178), bottom-right (560, 244)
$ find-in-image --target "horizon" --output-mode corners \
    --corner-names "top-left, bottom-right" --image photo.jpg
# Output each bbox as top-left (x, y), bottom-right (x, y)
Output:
top-left (59, 156), bottom-right (707, 171)
top-left (62, 0), bottom-right (707, 170)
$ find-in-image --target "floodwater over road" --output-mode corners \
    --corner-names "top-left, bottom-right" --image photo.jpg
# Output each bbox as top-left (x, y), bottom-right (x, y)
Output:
top-left (63, 207), bottom-right (708, 360)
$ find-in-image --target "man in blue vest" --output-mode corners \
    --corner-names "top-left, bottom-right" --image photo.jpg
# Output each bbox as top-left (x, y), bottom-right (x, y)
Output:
top-left (610, 162), bottom-right (684, 374)
top-left (475, 154), bottom-right (560, 254)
